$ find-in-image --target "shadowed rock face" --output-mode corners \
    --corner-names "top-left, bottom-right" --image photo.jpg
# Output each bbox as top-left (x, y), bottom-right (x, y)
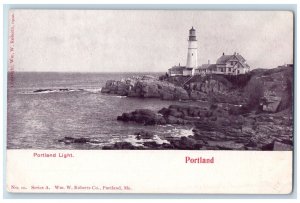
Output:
top-left (98, 66), bottom-right (294, 150)
top-left (58, 102), bottom-right (293, 150)
top-left (102, 66), bottom-right (293, 114)
top-left (101, 76), bottom-right (190, 100)
top-left (117, 109), bottom-right (167, 125)
top-left (115, 103), bottom-right (293, 150)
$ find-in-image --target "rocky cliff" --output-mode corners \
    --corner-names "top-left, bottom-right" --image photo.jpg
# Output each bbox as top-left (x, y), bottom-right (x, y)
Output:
top-left (101, 75), bottom-right (190, 100)
top-left (101, 65), bottom-right (293, 114)
top-left (59, 66), bottom-right (293, 150)
top-left (115, 103), bottom-right (293, 150)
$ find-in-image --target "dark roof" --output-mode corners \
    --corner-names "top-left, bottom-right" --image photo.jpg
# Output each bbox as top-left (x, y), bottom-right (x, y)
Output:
top-left (197, 64), bottom-right (216, 70)
top-left (216, 55), bottom-right (232, 64)
top-left (235, 54), bottom-right (246, 62)
top-left (168, 66), bottom-right (186, 71)
top-left (185, 67), bottom-right (194, 70)
top-left (234, 61), bottom-right (250, 68)
top-left (216, 54), bottom-right (246, 64)
top-left (199, 64), bottom-right (210, 69)
top-left (207, 64), bottom-right (217, 69)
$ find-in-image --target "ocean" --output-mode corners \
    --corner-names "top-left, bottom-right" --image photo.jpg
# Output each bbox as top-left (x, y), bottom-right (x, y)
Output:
top-left (7, 72), bottom-right (194, 149)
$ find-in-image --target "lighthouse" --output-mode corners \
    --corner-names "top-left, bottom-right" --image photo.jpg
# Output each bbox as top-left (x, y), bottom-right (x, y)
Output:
top-left (186, 27), bottom-right (198, 75)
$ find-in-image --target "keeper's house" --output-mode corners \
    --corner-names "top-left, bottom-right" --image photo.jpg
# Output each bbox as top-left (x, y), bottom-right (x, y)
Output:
top-left (168, 52), bottom-right (250, 77)
top-left (196, 52), bottom-right (250, 75)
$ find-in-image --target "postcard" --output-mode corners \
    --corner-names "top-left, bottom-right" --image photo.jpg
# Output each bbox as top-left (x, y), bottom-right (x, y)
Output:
top-left (6, 9), bottom-right (294, 194)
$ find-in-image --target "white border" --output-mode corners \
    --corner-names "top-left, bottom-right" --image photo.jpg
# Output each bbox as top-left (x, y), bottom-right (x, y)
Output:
top-left (1, 1), bottom-right (298, 202)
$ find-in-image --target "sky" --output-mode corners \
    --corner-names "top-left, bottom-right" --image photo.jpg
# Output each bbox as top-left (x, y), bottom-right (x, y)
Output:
top-left (10, 10), bottom-right (294, 72)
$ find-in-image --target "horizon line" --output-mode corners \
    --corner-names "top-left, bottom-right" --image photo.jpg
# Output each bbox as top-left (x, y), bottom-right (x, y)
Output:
top-left (7, 71), bottom-right (167, 73)
top-left (6, 67), bottom-right (273, 73)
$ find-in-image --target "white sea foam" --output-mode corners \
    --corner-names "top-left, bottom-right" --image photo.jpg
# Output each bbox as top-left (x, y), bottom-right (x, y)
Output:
top-left (152, 135), bottom-right (170, 144)
top-left (124, 135), bottom-right (144, 147)
top-left (170, 128), bottom-right (194, 138)
top-left (84, 88), bottom-right (102, 93)
top-left (124, 134), bottom-right (170, 147)
top-left (113, 95), bottom-right (127, 98)
top-left (87, 142), bottom-right (103, 146)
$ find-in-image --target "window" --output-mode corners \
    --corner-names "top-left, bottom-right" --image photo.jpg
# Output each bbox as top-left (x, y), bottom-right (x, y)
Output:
top-left (229, 68), bottom-right (231, 72)
top-left (237, 70), bottom-right (240, 74)
top-left (231, 61), bottom-right (234, 65)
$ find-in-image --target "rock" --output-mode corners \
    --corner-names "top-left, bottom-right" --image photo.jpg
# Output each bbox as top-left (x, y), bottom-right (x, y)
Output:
top-left (33, 89), bottom-right (53, 93)
top-left (189, 78), bottom-right (230, 94)
top-left (210, 116), bottom-right (217, 121)
top-left (206, 141), bottom-right (245, 150)
top-left (161, 143), bottom-right (176, 149)
top-left (108, 142), bottom-right (140, 150)
top-left (101, 80), bottom-right (130, 95)
top-left (161, 92), bottom-right (174, 100)
top-left (117, 109), bottom-right (166, 125)
top-left (58, 137), bottom-right (90, 144)
top-left (169, 136), bottom-right (201, 150)
top-left (134, 130), bottom-right (154, 140)
top-left (100, 88), bottom-right (111, 93)
top-left (242, 126), bottom-right (256, 135)
top-left (158, 118), bottom-right (167, 125)
top-left (173, 88), bottom-right (190, 100)
top-left (260, 95), bottom-right (282, 113)
top-left (117, 113), bottom-right (132, 122)
top-left (273, 141), bottom-right (293, 151)
top-left (74, 138), bottom-right (90, 143)
top-left (179, 136), bottom-right (198, 148)
top-left (158, 107), bottom-right (170, 115)
top-left (188, 107), bottom-right (201, 117)
top-left (194, 122), bottom-right (216, 132)
top-left (189, 90), bottom-right (207, 100)
top-left (101, 76), bottom-right (191, 101)
top-left (102, 145), bottom-right (114, 150)
top-left (245, 141), bottom-right (258, 148)
top-left (143, 141), bottom-right (161, 149)
top-left (168, 108), bottom-right (183, 118)
top-left (166, 115), bottom-right (182, 124)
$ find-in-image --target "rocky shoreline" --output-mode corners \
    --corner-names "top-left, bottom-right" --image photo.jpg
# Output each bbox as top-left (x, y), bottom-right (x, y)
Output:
top-left (114, 103), bottom-right (293, 150)
top-left (58, 65), bottom-right (293, 150)
top-left (101, 75), bottom-right (191, 100)
top-left (58, 103), bottom-right (293, 150)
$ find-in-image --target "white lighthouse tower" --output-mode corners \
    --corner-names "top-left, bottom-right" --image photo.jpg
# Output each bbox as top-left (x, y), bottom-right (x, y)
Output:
top-left (186, 27), bottom-right (198, 75)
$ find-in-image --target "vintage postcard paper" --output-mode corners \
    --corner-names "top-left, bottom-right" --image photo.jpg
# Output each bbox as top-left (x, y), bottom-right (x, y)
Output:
top-left (6, 9), bottom-right (293, 194)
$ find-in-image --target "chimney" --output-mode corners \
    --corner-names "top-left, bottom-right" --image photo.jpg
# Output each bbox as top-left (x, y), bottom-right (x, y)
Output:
top-left (223, 52), bottom-right (225, 56)
top-left (234, 52), bottom-right (236, 55)
top-left (208, 60), bottom-right (210, 64)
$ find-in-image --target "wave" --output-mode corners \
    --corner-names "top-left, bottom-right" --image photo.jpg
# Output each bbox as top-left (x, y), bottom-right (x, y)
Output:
top-left (21, 88), bottom-right (103, 94)
top-left (84, 88), bottom-right (102, 93)
top-left (124, 134), bottom-right (170, 147)
top-left (165, 127), bottom-right (194, 138)
top-left (35, 88), bottom-right (83, 93)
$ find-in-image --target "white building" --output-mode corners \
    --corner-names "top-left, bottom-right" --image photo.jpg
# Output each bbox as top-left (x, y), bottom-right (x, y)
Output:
top-left (186, 27), bottom-right (198, 72)
top-left (168, 28), bottom-right (251, 77)
top-left (196, 52), bottom-right (250, 75)
top-left (168, 27), bottom-right (198, 77)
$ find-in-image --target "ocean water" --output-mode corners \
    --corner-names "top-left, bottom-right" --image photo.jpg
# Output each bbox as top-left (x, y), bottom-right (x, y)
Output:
top-left (7, 72), bottom-right (194, 149)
